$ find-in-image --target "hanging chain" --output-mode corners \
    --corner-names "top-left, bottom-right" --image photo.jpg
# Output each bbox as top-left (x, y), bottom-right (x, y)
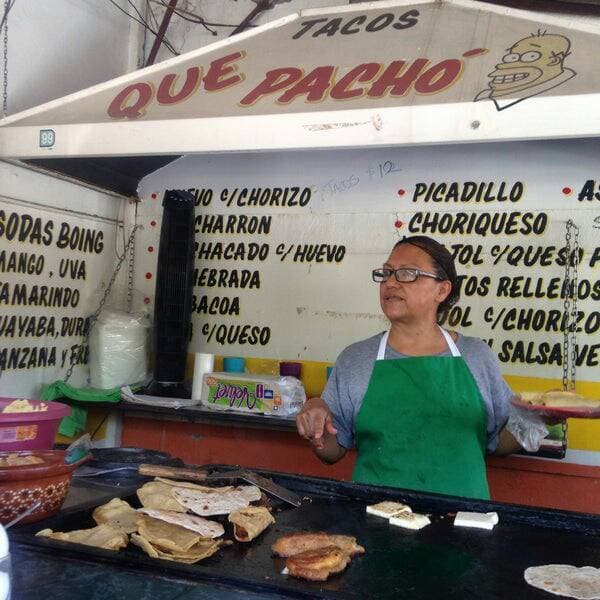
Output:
top-left (127, 223), bottom-right (136, 313)
top-left (2, 0), bottom-right (9, 117)
top-left (562, 219), bottom-right (579, 393)
top-left (560, 219), bottom-right (579, 451)
top-left (569, 223), bottom-right (579, 392)
top-left (63, 225), bottom-right (140, 383)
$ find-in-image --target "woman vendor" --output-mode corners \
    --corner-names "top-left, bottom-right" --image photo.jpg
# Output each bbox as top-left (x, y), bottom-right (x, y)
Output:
top-left (296, 235), bottom-right (528, 500)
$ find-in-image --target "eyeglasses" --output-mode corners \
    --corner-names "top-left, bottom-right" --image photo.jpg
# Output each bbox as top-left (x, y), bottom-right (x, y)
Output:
top-left (372, 267), bottom-right (445, 283)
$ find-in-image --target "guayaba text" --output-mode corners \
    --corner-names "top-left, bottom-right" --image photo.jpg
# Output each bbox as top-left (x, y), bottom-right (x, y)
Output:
top-left (0, 316), bottom-right (88, 339)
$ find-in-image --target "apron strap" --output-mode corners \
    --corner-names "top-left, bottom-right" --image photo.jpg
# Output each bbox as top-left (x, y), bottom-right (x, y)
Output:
top-left (377, 326), bottom-right (461, 360)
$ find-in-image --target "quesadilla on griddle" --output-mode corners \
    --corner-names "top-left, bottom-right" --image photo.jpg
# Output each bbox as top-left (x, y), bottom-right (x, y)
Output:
top-left (228, 506), bottom-right (274, 542)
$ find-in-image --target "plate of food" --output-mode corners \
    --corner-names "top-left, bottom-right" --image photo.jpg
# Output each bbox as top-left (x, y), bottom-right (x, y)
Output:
top-left (512, 390), bottom-right (600, 419)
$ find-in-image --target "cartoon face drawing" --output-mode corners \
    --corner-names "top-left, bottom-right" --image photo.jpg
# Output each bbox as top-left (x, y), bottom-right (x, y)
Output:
top-left (475, 32), bottom-right (576, 111)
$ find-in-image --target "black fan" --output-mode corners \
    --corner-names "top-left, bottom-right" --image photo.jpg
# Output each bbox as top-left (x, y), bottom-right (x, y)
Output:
top-left (145, 189), bottom-right (195, 398)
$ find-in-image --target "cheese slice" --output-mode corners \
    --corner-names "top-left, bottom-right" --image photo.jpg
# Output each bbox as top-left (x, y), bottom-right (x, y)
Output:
top-left (389, 512), bottom-right (430, 530)
top-left (454, 511), bottom-right (499, 530)
top-left (366, 501), bottom-right (412, 519)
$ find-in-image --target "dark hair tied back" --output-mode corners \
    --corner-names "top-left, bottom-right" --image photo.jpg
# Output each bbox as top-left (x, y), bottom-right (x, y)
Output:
top-left (393, 235), bottom-right (460, 316)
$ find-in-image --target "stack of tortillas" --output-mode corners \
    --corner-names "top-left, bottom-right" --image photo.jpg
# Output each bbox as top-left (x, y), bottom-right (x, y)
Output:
top-left (35, 477), bottom-right (272, 564)
top-left (131, 514), bottom-right (225, 564)
top-left (525, 565), bottom-right (600, 599)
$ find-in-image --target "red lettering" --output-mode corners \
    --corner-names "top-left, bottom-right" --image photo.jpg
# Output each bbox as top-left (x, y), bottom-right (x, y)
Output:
top-left (415, 59), bottom-right (463, 94)
top-left (204, 51), bottom-right (246, 92)
top-left (239, 67), bottom-right (303, 106)
top-left (367, 59), bottom-right (429, 98)
top-left (107, 83), bottom-right (153, 119)
top-left (156, 67), bottom-right (202, 105)
top-left (277, 66), bottom-right (335, 104)
top-left (330, 63), bottom-right (381, 100)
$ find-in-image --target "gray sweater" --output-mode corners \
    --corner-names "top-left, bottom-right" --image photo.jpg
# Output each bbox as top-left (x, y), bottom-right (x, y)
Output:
top-left (322, 331), bottom-right (513, 452)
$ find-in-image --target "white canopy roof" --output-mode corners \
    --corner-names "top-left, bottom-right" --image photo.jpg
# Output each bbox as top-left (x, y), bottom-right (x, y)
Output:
top-left (1, 0), bottom-right (600, 160)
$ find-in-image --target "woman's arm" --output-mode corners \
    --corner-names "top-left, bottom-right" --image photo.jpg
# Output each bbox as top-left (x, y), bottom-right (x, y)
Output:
top-left (296, 397), bottom-right (347, 464)
top-left (493, 425), bottom-right (522, 455)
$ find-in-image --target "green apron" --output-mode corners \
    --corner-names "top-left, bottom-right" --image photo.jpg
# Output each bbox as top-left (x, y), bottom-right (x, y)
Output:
top-left (352, 327), bottom-right (490, 499)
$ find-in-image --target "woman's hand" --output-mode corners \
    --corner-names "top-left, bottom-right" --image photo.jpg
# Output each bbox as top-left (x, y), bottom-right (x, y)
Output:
top-left (296, 397), bottom-right (338, 449)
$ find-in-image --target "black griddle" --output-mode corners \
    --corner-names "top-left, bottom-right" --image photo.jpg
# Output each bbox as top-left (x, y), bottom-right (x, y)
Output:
top-left (10, 465), bottom-right (600, 599)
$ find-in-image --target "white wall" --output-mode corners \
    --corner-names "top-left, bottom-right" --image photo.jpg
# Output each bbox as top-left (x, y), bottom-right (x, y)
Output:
top-left (0, 160), bottom-right (129, 397)
top-left (145, 0), bottom-right (348, 65)
top-left (2, 0), bottom-right (349, 116)
top-left (137, 140), bottom-right (600, 383)
top-left (5, 0), bottom-right (143, 115)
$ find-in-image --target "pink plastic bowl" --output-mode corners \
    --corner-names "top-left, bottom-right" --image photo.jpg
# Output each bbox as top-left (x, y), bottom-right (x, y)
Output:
top-left (0, 398), bottom-right (71, 451)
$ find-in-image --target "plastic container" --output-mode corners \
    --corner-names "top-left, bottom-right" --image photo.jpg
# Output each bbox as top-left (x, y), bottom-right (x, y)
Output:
top-left (89, 309), bottom-right (149, 389)
top-left (0, 399), bottom-right (71, 451)
top-left (191, 353), bottom-right (215, 401)
top-left (200, 372), bottom-right (305, 417)
top-left (223, 357), bottom-right (246, 373)
top-left (279, 362), bottom-right (302, 379)
top-left (0, 524), bottom-right (9, 600)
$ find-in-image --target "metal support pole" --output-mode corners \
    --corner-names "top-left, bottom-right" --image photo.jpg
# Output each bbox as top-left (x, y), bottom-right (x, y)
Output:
top-left (146, 0), bottom-right (178, 66)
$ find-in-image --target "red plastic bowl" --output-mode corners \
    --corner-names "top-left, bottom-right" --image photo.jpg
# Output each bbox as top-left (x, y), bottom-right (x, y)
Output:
top-left (0, 450), bottom-right (86, 525)
top-left (0, 398), bottom-right (71, 451)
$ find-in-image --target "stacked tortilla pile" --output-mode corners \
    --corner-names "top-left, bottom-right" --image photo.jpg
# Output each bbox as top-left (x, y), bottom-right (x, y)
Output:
top-left (131, 513), bottom-right (224, 564)
top-left (36, 476), bottom-right (275, 563)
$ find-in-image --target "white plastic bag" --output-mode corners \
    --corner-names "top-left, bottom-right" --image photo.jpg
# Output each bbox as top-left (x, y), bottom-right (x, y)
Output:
top-left (506, 405), bottom-right (549, 452)
top-left (89, 310), bottom-right (149, 389)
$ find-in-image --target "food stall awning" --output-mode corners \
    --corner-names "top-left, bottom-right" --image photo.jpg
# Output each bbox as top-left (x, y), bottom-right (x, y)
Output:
top-left (1, 0), bottom-right (600, 188)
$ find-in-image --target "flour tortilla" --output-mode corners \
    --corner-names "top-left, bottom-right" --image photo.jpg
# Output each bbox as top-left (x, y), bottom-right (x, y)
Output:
top-left (93, 498), bottom-right (139, 534)
top-left (138, 508), bottom-right (224, 538)
top-left (525, 565), bottom-right (600, 599)
top-left (520, 390), bottom-right (600, 408)
top-left (154, 477), bottom-right (235, 493)
top-left (136, 514), bottom-right (203, 553)
top-left (539, 391), bottom-right (600, 408)
top-left (36, 524), bottom-right (128, 551)
top-left (172, 486), bottom-right (261, 516)
top-left (520, 391), bottom-right (543, 404)
top-left (137, 481), bottom-right (187, 512)
top-left (131, 533), bottom-right (222, 564)
top-left (228, 506), bottom-right (275, 542)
